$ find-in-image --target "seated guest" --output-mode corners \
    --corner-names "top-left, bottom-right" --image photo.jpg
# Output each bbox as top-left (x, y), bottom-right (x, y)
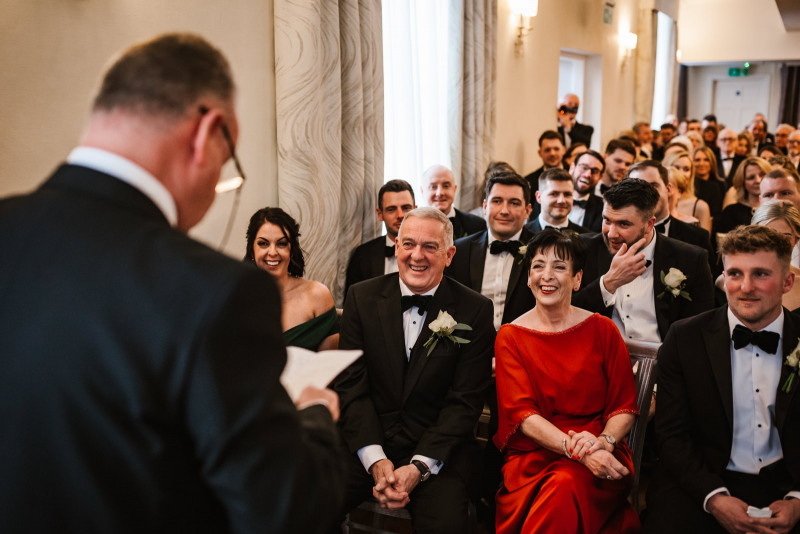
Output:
top-left (664, 151), bottom-right (712, 232)
top-left (752, 201), bottom-right (800, 311)
top-left (686, 130), bottom-right (705, 151)
top-left (775, 123), bottom-right (795, 154)
top-left (245, 208), bottom-right (339, 351)
top-left (564, 142), bottom-right (588, 168)
top-left (526, 168), bottom-right (590, 234)
top-left (344, 179), bottom-right (416, 297)
top-left (760, 167), bottom-right (800, 268)
top-left (758, 143), bottom-right (781, 161)
top-left (420, 164), bottom-right (485, 239)
top-left (714, 157), bottom-right (768, 236)
top-left (572, 178), bottom-right (714, 343)
top-left (568, 150), bottom-right (606, 233)
top-left (526, 130), bottom-right (566, 220)
top-left (333, 208), bottom-right (495, 534)
top-left (693, 146), bottom-right (726, 218)
top-left (789, 130), bottom-right (800, 169)
top-left (737, 130), bottom-right (754, 157)
top-left (721, 156), bottom-right (769, 209)
top-left (667, 168), bottom-right (702, 226)
top-left (494, 229), bottom-right (640, 533)
top-left (644, 225), bottom-right (800, 534)
top-left (716, 128), bottom-right (745, 186)
top-left (596, 139), bottom-right (636, 197)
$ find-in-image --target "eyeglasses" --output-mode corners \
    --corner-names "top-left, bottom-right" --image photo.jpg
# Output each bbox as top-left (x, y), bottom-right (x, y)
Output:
top-left (788, 140), bottom-right (800, 145)
top-left (576, 163), bottom-right (602, 176)
top-left (718, 137), bottom-right (737, 143)
top-left (198, 106), bottom-right (246, 250)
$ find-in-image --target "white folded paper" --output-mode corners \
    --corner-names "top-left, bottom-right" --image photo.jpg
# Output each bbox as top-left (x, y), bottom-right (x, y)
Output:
top-left (281, 346), bottom-right (363, 401)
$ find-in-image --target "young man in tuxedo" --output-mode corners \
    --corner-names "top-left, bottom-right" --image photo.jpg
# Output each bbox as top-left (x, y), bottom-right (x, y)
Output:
top-left (526, 167), bottom-right (590, 234)
top-left (568, 149), bottom-right (606, 233)
top-left (344, 179), bottom-right (416, 298)
top-left (645, 225), bottom-right (800, 534)
top-left (596, 138), bottom-right (636, 197)
top-left (760, 168), bottom-right (800, 268)
top-left (420, 164), bottom-right (484, 239)
top-left (0, 33), bottom-right (342, 534)
top-left (525, 130), bottom-right (566, 220)
top-left (333, 208), bottom-right (495, 533)
top-left (572, 178), bottom-right (715, 343)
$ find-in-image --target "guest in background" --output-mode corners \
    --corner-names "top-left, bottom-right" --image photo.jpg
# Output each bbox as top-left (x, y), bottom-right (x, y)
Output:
top-left (246, 208), bottom-right (339, 351)
top-left (736, 131), bottom-right (754, 157)
top-left (663, 151), bottom-right (711, 232)
top-left (693, 146), bottom-right (725, 218)
top-left (494, 229), bottom-right (640, 533)
top-left (527, 168), bottom-right (590, 234)
top-left (556, 93), bottom-right (594, 147)
top-left (526, 130), bottom-right (566, 220)
top-left (714, 157), bottom-right (768, 236)
top-left (775, 123), bottom-right (795, 154)
top-left (769, 154), bottom-right (799, 175)
top-left (686, 131), bottom-right (705, 151)
top-left (716, 128), bottom-right (744, 186)
top-left (787, 130), bottom-right (800, 168)
top-left (758, 143), bottom-right (781, 161)
top-left (751, 201), bottom-right (800, 311)
top-left (564, 142), bottom-right (588, 168)
top-left (596, 139), bottom-right (636, 197)
top-left (420, 164), bottom-right (485, 239)
top-left (568, 150), bottom-right (606, 233)
top-left (667, 168), bottom-right (701, 226)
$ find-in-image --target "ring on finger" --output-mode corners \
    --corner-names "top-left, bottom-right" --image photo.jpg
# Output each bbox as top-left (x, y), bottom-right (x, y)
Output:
top-left (588, 441), bottom-right (594, 446)
top-left (606, 475), bottom-right (612, 480)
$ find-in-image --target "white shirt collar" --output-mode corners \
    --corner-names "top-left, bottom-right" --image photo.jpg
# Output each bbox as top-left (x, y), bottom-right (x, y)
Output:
top-left (727, 307), bottom-right (784, 337)
top-left (538, 213), bottom-right (568, 229)
top-left (385, 235), bottom-right (395, 247)
top-left (67, 147), bottom-right (178, 227)
top-left (643, 231), bottom-right (658, 262)
top-left (399, 277), bottom-right (439, 297)
top-left (445, 206), bottom-right (456, 218)
top-left (487, 228), bottom-right (523, 245)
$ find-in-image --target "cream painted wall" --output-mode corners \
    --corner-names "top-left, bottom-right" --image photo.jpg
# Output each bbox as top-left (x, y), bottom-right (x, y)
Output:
top-left (678, 0), bottom-right (800, 63)
top-left (0, 0), bottom-right (277, 257)
top-left (494, 0), bottom-right (640, 176)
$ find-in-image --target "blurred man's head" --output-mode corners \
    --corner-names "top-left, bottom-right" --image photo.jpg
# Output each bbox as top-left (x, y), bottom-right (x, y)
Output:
top-left (717, 128), bottom-right (739, 157)
top-left (626, 160), bottom-right (670, 221)
top-left (538, 131), bottom-right (566, 169)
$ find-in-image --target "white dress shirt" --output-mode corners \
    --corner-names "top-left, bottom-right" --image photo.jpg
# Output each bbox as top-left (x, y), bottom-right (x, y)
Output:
top-left (482, 229), bottom-right (523, 330)
top-left (569, 192), bottom-right (589, 226)
top-left (356, 279), bottom-right (443, 476)
top-left (67, 147), bottom-right (177, 227)
top-left (600, 233), bottom-right (661, 343)
top-left (654, 215), bottom-right (672, 237)
top-left (384, 235), bottom-right (399, 275)
top-left (704, 310), bottom-right (800, 510)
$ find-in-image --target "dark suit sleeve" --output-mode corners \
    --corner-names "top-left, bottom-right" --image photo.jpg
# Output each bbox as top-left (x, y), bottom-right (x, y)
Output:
top-left (572, 277), bottom-right (614, 316)
top-left (186, 270), bottom-right (343, 534)
top-left (344, 247), bottom-right (362, 301)
top-left (413, 296), bottom-right (495, 462)
top-left (656, 323), bottom-right (726, 503)
top-left (680, 249), bottom-right (715, 319)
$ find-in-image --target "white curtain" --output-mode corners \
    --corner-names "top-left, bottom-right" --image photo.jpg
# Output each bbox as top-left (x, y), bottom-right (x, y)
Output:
top-left (274, 0), bottom-right (384, 304)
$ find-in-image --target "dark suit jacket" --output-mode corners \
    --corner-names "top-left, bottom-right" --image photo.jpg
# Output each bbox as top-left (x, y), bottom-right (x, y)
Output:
top-left (524, 218), bottom-right (591, 235)
top-left (558, 121), bottom-right (594, 147)
top-left (572, 232), bottom-right (715, 340)
top-left (664, 216), bottom-right (716, 271)
top-left (655, 307), bottom-right (800, 503)
top-left (345, 234), bottom-right (387, 299)
top-left (451, 207), bottom-right (485, 239)
top-left (445, 228), bottom-right (537, 325)
top-left (717, 154), bottom-right (745, 186)
top-left (334, 274), bottom-right (495, 473)
top-left (570, 193), bottom-right (604, 233)
top-left (0, 165), bottom-right (342, 533)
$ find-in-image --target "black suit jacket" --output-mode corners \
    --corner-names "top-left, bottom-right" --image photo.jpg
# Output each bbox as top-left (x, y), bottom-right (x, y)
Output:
top-left (334, 274), bottom-right (494, 472)
top-left (345, 234), bottom-right (387, 299)
top-left (451, 207), bottom-right (485, 239)
top-left (445, 228), bottom-right (537, 325)
top-left (571, 193), bottom-right (604, 233)
top-left (572, 232), bottom-right (715, 340)
top-left (717, 154), bottom-right (745, 186)
top-left (664, 216), bottom-right (716, 270)
top-left (655, 307), bottom-right (800, 503)
top-left (558, 121), bottom-right (594, 147)
top-left (524, 218), bottom-right (591, 235)
top-left (0, 165), bottom-right (342, 533)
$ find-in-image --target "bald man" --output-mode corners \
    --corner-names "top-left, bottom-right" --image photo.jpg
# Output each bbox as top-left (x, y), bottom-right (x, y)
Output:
top-left (421, 165), bottom-right (485, 239)
top-left (716, 128), bottom-right (745, 185)
top-left (556, 93), bottom-right (594, 147)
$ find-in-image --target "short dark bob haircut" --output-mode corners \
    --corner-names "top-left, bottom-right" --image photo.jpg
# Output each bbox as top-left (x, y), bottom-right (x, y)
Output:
top-left (244, 207), bottom-right (305, 277)
top-left (524, 227), bottom-right (587, 275)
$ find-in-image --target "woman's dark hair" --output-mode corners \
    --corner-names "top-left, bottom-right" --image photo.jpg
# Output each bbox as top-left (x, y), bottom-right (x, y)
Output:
top-left (524, 228), bottom-right (587, 275)
top-left (244, 207), bottom-right (305, 277)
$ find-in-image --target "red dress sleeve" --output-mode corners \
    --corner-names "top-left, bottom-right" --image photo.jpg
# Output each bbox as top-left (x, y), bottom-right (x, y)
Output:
top-left (599, 316), bottom-right (639, 422)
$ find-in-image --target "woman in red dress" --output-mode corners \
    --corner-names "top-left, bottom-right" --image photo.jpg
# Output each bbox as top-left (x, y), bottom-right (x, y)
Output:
top-left (494, 229), bottom-right (640, 533)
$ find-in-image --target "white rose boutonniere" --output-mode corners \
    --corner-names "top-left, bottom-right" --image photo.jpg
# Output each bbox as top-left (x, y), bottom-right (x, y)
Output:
top-left (782, 339), bottom-right (800, 393)
top-left (423, 310), bottom-right (472, 357)
top-left (516, 244), bottom-right (527, 265)
top-left (657, 267), bottom-right (691, 301)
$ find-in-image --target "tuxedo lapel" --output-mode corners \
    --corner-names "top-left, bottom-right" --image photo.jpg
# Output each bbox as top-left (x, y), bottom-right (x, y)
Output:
top-left (652, 236), bottom-right (672, 339)
top-left (704, 307), bottom-right (734, 429)
top-left (370, 238), bottom-right (387, 279)
top-left (376, 279), bottom-right (408, 397)
top-left (776, 310), bottom-right (799, 432)
top-left (469, 232), bottom-right (488, 291)
top-left (506, 227), bottom-right (533, 302)
top-left (403, 280), bottom-right (456, 401)
top-left (451, 212), bottom-right (464, 239)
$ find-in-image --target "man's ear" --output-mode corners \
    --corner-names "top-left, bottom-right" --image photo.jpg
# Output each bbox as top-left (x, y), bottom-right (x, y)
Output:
top-left (191, 108), bottom-right (225, 166)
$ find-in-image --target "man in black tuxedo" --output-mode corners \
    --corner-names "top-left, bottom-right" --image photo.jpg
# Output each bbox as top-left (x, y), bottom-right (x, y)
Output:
top-left (627, 160), bottom-right (716, 269)
top-left (421, 164), bottom-right (485, 239)
top-left (645, 225), bottom-right (800, 533)
top-left (717, 128), bottom-right (745, 186)
top-left (568, 149), bottom-right (605, 233)
top-left (344, 179), bottom-right (416, 298)
top-left (0, 34), bottom-right (342, 534)
top-left (525, 130), bottom-right (565, 220)
top-left (334, 208), bottom-right (495, 533)
top-left (572, 178), bottom-right (715, 343)
top-left (557, 93), bottom-right (594, 147)
top-left (596, 138), bottom-right (636, 197)
top-left (525, 167), bottom-right (591, 235)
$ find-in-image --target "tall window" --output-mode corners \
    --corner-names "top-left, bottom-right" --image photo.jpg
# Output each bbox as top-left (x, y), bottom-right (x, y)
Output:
top-left (651, 11), bottom-right (677, 127)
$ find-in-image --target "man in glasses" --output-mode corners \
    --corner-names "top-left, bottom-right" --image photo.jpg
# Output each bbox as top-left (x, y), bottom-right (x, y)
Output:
top-left (788, 130), bottom-right (800, 169)
top-left (567, 149), bottom-right (605, 233)
top-left (0, 34), bottom-right (343, 534)
top-left (556, 93), bottom-right (594, 148)
top-left (717, 128), bottom-right (745, 185)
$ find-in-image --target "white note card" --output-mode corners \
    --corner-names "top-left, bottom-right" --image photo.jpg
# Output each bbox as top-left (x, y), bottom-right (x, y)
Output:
top-left (281, 346), bottom-right (363, 401)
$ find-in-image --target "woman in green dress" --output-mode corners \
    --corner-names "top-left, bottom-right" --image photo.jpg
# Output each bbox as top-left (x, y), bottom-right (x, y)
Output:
top-left (245, 208), bottom-right (339, 351)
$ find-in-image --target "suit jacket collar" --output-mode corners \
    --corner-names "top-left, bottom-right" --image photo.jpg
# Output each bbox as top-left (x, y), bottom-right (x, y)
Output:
top-left (369, 236), bottom-right (388, 279)
top-left (703, 307), bottom-right (736, 429)
top-left (652, 234), bottom-right (672, 339)
top-left (777, 310), bottom-right (800, 432)
top-left (376, 274), bottom-right (408, 398)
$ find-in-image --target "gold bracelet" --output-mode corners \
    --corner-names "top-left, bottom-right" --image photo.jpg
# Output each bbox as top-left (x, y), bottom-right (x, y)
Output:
top-left (562, 438), bottom-right (570, 458)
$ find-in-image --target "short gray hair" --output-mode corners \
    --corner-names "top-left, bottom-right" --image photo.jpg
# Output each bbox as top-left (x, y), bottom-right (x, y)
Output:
top-left (399, 207), bottom-right (454, 249)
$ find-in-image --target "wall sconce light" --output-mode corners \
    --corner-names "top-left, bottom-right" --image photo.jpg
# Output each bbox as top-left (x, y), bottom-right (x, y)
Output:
top-left (620, 31), bottom-right (638, 67)
top-left (510, 0), bottom-right (538, 57)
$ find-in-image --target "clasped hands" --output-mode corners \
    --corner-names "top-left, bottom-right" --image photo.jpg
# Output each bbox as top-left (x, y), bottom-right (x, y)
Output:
top-left (369, 459), bottom-right (420, 509)
top-left (566, 430), bottom-right (629, 481)
top-left (707, 494), bottom-right (800, 534)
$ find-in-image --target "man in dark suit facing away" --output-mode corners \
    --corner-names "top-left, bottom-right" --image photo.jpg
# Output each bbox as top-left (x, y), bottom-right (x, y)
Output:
top-left (334, 207), bottom-right (495, 533)
top-left (0, 33), bottom-right (342, 534)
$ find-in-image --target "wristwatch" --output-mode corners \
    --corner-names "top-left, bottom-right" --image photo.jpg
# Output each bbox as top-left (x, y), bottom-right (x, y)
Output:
top-left (599, 433), bottom-right (616, 448)
top-left (411, 459), bottom-right (431, 482)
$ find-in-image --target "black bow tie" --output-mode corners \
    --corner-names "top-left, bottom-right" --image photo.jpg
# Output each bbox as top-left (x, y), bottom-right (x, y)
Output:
top-left (489, 240), bottom-right (522, 255)
top-left (599, 183), bottom-right (611, 195)
top-left (732, 324), bottom-right (780, 354)
top-left (385, 245), bottom-right (395, 258)
top-left (401, 295), bottom-right (433, 315)
top-left (654, 220), bottom-right (667, 234)
top-left (573, 199), bottom-right (588, 208)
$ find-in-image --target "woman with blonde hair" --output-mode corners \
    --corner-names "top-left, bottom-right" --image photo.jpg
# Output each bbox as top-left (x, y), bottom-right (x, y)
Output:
top-left (663, 151), bottom-right (711, 232)
top-left (693, 146), bottom-right (725, 218)
top-left (715, 157), bottom-right (770, 235)
top-left (751, 201), bottom-right (800, 311)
